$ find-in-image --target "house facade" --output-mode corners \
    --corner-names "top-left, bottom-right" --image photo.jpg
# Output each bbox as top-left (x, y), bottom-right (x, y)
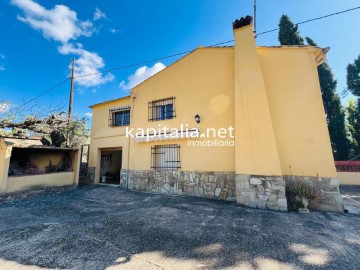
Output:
top-left (89, 18), bottom-right (343, 212)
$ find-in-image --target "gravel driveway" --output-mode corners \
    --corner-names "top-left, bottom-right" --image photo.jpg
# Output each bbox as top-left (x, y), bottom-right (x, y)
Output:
top-left (0, 185), bottom-right (359, 270)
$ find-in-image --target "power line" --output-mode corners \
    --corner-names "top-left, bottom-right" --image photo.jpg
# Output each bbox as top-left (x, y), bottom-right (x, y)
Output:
top-left (74, 39), bottom-right (237, 79)
top-left (257, 6), bottom-right (360, 36)
top-left (8, 5), bottom-right (360, 109)
top-left (75, 6), bottom-right (360, 79)
top-left (7, 78), bottom-right (69, 112)
top-left (74, 50), bottom-right (192, 79)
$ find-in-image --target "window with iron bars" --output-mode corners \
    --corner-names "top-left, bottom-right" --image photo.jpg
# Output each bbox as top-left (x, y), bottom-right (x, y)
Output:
top-left (109, 106), bottom-right (130, 127)
top-left (151, 144), bottom-right (181, 170)
top-left (148, 97), bottom-right (175, 121)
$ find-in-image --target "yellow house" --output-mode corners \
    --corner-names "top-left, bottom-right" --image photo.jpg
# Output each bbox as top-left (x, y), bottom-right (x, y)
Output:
top-left (89, 17), bottom-right (343, 212)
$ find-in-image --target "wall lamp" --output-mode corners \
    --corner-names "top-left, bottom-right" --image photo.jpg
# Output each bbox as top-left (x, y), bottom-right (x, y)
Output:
top-left (195, 114), bottom-right (201, 124)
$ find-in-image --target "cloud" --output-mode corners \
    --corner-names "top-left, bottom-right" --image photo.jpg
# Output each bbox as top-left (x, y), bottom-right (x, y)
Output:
top-left (58, 43), bottom-right (114, 87)
top-left (85, 112), bottom-right (92, 118)
top-left (0, 103), bottom-right (10, 112)
top-left (93, 7), bottom-right (106, 21)
top-left (12, 1), bottom-right (114, 88)
top-left (0, 53), bottom-right (5, 71)
top-left (11, 0), bottom-right (94, 43)
top-left (109, 28), bottom-right (119, 34)
top-left (119, 62), bottom-right (166, 90)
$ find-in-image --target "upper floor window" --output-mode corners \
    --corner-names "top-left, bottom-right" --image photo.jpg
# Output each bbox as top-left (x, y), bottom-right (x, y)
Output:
top-left (148, 97), bottom-right (176, 121)
top-left (109, 106), bottom-right (130, 127)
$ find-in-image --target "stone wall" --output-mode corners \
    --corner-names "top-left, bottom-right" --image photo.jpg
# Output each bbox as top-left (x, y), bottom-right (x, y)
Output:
top-left (284, 176), bottom-right (343, 212)
top-left (120, 170), bottom-right (236, 201)
top-left (235, 175), bottom-right (288, 212)
top-left (235, 174), bottom-right (343, 213)
top-left (117, 170), bottom-right (343, 213)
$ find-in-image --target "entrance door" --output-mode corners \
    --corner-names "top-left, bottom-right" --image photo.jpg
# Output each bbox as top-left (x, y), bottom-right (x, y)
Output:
top-left (99, 149), bottom-right (122, 184)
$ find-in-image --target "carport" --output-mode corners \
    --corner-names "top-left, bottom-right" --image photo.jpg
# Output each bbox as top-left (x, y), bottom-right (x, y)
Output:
top-left (0, 137), bottom-right (81, 194)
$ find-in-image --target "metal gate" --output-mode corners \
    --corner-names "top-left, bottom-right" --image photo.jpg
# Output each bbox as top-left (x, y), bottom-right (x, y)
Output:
top-left (78, 144), bottom-right (91, 185)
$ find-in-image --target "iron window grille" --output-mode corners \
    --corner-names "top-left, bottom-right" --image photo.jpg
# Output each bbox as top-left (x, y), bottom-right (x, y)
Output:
top-left (151, 144), bottom-right (181, 170)
top-left (109, 106), bottom-right (131, 127)
top-left (148, 97), bottom-right (176, 121)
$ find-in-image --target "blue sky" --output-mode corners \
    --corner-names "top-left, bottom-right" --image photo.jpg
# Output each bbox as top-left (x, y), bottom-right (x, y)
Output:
top-left (0, 0), bottom-right (360, 119)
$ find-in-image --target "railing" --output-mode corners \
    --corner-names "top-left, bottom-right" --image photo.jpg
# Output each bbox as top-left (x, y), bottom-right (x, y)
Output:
top-left (335, 161), bottom-right (360, 172)
top-left (108, 106), bottom-right (131, 127)
top-left (148, 96), bottom-right (176, 121)
top-left (151, 144), bottom-right (181, 170)
top-left (79, 144), bottom-right (91, 185)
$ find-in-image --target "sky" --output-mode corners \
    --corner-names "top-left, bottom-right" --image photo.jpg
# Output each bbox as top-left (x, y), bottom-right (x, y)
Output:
top-left (0, 0), bottom-right (360, 120)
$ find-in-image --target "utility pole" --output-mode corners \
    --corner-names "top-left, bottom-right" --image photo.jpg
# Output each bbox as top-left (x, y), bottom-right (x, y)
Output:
top-left (68, 58), bottom-right (75, 120)
top-left (253, 0), bottom-right (257, 36)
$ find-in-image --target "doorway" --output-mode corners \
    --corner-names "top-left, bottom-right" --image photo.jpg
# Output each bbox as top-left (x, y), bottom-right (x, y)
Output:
top-left (99, 149), bottom-right (122, 184)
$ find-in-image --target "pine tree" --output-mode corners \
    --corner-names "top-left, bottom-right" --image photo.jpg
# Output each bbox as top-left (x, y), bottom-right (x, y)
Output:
top-left (305, 37), bottom-right (350, 160)
top-left (278, 15), bottom-right (304, 45)
top-left (346, 99), bottom-right (360, 159)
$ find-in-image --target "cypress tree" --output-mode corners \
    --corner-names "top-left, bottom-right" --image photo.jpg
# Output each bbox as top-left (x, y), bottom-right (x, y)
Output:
top-left (346, 56), bottom-right (360, 159)
top-left (278, 15), bottom-right (351, 159)
top-left (305, 37), bottom-right (350, 160)
top-left (346, 99), bottom-right (360, 159)
top-left (347, 55), bottom-right (360, 97)
top-left (278, 15), bottom-right (304, 45)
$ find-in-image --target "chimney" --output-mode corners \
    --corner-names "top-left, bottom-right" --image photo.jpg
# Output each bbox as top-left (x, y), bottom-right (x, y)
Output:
top-left (232, 16), bottom-right (282, 176)
top-left (232, 15), bottom-right (253, 31)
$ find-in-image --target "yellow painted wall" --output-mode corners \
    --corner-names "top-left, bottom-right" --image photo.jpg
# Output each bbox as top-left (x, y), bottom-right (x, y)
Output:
top-left (259, 47), bottom-right (336, 177)
top-left (0, 140), bottom-right (11, 193)
top-left (90, 97), bottom-right (131, 139)
top-left (89, 97), bottom-right (131, 182)
top-left (129, 48), bottom-right (235, 171)
top-left (233, 25), bottom-right (282, 176)
top-left (28, 150), bottom-right (80, 184)
top-left (6, 172), bottom-right (74, 193)
top-left (0, 138), bottom-right (81, 194)
top-left (28, 152), bottom-right (63, 173)
top-left (89, 24), bottom-right (336, 179)
top-left (70, 150), bottom-right (81, 185)
top-left (337, 172), bottom-right (360, 185)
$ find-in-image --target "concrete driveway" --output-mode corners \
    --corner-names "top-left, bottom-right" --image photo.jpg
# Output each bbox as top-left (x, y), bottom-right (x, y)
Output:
top-left (341, 185), bottom-right (360, 215)
top-left (0, 185), bottom-right (359, 270)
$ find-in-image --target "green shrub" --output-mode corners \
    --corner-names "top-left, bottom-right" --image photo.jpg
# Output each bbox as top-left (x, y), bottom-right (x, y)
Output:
top-left (286, 179), bottom-right (320, 209)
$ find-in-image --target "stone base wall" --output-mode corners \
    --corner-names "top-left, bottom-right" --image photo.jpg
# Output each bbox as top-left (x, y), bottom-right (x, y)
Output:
top-left (120, 170), bottom-right (236, 201)
top-left (117, 170), bottom-right (343, 213)
top-left (235, 175), bottom-right (288, 212)
top-left (284, 176), bottom-right (343, 212)
top-left (235, 174), bottom-right (343, 213)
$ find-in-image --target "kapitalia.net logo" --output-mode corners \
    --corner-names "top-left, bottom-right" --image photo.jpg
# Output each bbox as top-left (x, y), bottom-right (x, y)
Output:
top-left (126, 124), bottom-right (235, 147)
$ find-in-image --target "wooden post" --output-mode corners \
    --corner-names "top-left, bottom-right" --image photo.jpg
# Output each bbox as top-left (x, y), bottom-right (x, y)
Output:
top-left (68, 59), bottom-right (75, 120)
top-left (253, 0), bottom-right (257, 36)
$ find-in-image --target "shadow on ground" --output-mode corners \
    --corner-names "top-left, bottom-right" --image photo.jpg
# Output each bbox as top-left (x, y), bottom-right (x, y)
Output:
top-left (0, 185), bottom-right (360, 269)
top-left (341, 185), bottom-right (360, 215)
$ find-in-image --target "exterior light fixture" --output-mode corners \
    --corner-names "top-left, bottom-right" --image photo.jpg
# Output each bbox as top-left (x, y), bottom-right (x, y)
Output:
top-left (195, 114), bottom-right (200, 124)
